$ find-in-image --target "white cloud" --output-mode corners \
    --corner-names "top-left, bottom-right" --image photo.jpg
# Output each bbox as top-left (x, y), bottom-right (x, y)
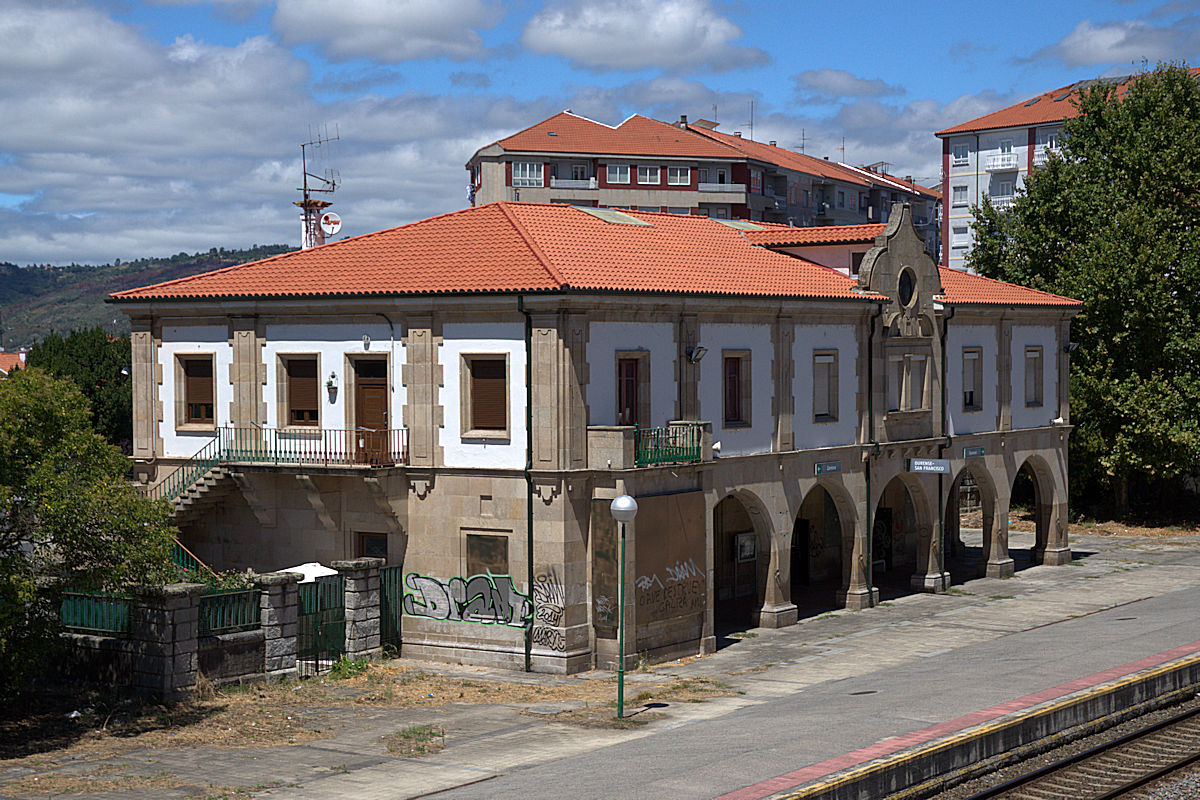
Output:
top-left (1029, 18), bottom-right (1200, 67)
top-left (271, 0), bottom-right (501, 62)
top-left (522, 0), bottom-right (768, 72)
top-left (793, 69), bottom-right (902, 100)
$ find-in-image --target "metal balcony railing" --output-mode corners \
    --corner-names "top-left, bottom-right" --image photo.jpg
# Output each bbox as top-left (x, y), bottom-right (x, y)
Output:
top-left (634, 424), bottom-right (702, 466)
top-left (985, 153), bottom-right (1020, 172)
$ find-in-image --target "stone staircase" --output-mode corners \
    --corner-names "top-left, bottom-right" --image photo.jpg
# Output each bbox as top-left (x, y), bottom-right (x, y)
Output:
top-left (172, 466), bottom-right (235, 526)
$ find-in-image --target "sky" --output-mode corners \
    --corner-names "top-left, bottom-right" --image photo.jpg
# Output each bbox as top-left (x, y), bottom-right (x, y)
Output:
top-left (1, 0), bottom-right (1197, 266)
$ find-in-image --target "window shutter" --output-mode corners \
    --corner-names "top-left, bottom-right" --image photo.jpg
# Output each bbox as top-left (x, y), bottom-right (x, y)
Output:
top-left (813, 357), bottom-right (832, 417)
top-left (184, 358), bottom-right (214, 423)
top-left (288, 358), bottom-right (318, 425)
top-left (724, 356), bottom-right (742, 424)
top-left (618, 358), bottom-right (639, 426)
top-left (471, 359), bottom-right (507, 430)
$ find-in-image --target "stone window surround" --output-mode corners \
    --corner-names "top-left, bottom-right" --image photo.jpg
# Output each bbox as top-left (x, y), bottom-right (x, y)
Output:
top-left (812, 349), bottom-right (838, 423)
top-left (1025, 345), bottom-right (1044, 407)
top-left (887, 347), bottom-right (931, 412)
top-left (460, 352), bottom-right (511, 440)
top-left (722, 349), bottom-right (752, 429)
top-left (615, 349), bottom-right (651, 428)
top-left (275, 352), bottom-right (322, 431)
top-left (175, 352), bottom-right (216, 432)
top-left (962, 347), bottom-right (983, 412)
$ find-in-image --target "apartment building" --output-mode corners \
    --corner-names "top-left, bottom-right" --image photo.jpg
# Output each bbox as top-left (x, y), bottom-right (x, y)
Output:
top-left (468, 112), bottom-right (940, 255)
top-left (112, 201), bottom-right (1077, 675)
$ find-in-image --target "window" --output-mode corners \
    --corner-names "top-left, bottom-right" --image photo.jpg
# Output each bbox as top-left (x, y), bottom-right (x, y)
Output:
top-left (1024, 346), bottom-right (1043, 407)
top-left (803, 189), bottom-right (810, 207)
top-left (750, 170), bottom-right (762, 192)
top-left (909, 355), bottom-right (927, 410)
top-left (637, 165), bottom-right (660, 184)
top-left (1046, 132), bottom-right (1060, 150)
top-left (813, 351), bottom-right (838, 422)
top-left (952, 185), bottom-right (968, 206)
top-left (888, 352), bottom-right (929, 412)
top-left (180, 356), bottom-right (215, 426)
top-left (851, 252), bottom-right (865, 275)
top-left (462, 355), bottom-right (508, 436)
top-left (952, 226), bottom-right (969, 248)
top-left (962, 348), bottom-right (982, 411)
top-left (999, 139), bottom-right (1013, 154)
top-left (716, 168), bottom-right (728, 184)
top-left (512, 161), bottom-right (543, 187)
top-left (848, 192), bottom-right (857, 210)
top-left (466, 533), bottom-right (508, 577)
top-left (357, 533), bottom-right (388, 560)
top-left (953, 144), bottom-right (969, 165)
top-left (616, 352), bottom-right (649, 426)
top-left (667, 206), bottom-right (690, 214)
top-left (667, 166), bottom-right (690, 185)
top-left (723, 351), bottom-right (751, 427)
top-left (837, 191), bottom-right (845, 208)
top-left (888, 355), bottom-right (904, 412)
top-left (994, 180), bottom-right (1014, 198)
top-left (571, 163), bottom-right (588, 180)
top-left (284, 356), bottom-right (319, 426)
top-left (607, 164), bottom-right (630, 184)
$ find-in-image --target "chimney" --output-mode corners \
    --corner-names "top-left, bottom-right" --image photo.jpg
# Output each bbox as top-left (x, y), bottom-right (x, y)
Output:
top-left (823, 156), bottom-right (829, 160)
top-left (295, 198), bottom-right (332, 249)
top-left (733, 131), bottom-right (742, 138)
top-left (905, 175), bottom-right (912, 183)
top-left (769, 140), bottom-right (777, 146)
top-left (679, 114), bottom-right (688, 127)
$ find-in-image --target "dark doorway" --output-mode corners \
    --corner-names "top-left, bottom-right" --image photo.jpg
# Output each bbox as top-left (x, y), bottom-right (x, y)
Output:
top-left (354, 359), bottom-right (390, 465)
top-left (791, 518), bottom-right (810, 589)
top-left (713, 496), bottom-right (760, 635)
top-left (872, 507), bottom-right (893, 573)
top-left (791, 487), bottom-right (844, 618)
top-left (618, 357), bottom-right (640, 426)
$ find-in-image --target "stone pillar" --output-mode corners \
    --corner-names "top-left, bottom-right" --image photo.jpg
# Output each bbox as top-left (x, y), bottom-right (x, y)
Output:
top-left (838, 494), bottom-right (877, 610)
top-left (229, 317), bottom-right (264, 429)
top-left (256, 571), bottom-right (300, 680)
top-left (334, 557), bottom-right (384, 661)
top-left (997, 318), bottom-right (1013, 431)
top-left (757, 533), bottom-right (798, 628)
top-left (130, 317), bottom-right (158, 464)
top-left (772, 315), bottom-right (795, 452)
top-left (530, 313), bottom-right (562, 470)
top-left (130, 583), bottom-right (205, 702)
top-left (984, 490), bottom-right (1015, 578)
top-left (403, 317), bottom-right (442, 468)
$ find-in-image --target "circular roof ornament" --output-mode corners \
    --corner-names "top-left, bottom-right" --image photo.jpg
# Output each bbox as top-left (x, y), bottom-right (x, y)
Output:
top-left (319, 212), bottom-right (342, 237)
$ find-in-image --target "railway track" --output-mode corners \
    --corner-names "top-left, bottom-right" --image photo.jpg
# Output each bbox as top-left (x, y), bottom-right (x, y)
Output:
top-left (963, 706), bottom-right (1200, 799)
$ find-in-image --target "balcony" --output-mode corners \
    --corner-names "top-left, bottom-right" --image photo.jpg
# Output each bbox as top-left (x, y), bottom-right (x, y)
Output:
top-left (698, 182), bottom-right (746, 192)
top-left (549, 177), bottom-right (597, 189)
top-left (985, 153), bottom-right (1020, 172)
top-left (587, 421), bottom-right (711, 469)
top-left (990, 195), bottom-right (1015, 208)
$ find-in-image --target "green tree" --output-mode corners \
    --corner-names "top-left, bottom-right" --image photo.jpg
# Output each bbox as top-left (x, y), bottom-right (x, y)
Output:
top-left (968, 62), bottom-right (1200, 515)
top-left (0, 368), bottom-right (176, 697)
top-left (26, 327), bottom-right (132, 449)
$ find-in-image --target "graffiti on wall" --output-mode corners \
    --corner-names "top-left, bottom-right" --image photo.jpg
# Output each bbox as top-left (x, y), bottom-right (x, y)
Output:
top-left (530, 567), bottom-right (566, 651)
top-left (403, 572), bottom-right (533, 628)
top-left (635, 557), bottom-right (705, 620)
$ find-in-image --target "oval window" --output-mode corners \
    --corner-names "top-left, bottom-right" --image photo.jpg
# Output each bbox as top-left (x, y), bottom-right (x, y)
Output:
top-left (898, 269), bottom-right (915, 306)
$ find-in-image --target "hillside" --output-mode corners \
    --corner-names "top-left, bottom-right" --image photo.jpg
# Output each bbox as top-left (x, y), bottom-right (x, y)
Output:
top-left (0, 245), bottom-right (295, 350)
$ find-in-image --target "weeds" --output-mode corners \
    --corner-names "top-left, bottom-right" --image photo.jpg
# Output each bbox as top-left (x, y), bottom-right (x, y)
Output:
top-left (328, 657), bottom-right (370, 680)
top-left (383, 724), bottom-right (445, 757)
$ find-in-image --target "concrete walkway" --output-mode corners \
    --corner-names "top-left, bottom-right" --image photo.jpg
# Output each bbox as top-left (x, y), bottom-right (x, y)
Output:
top-left (2, 530), bottom-right (1199, 800)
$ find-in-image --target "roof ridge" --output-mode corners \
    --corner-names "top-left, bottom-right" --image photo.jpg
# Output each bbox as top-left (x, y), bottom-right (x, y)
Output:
top-left (937, 266), bottom-right (1081, 304)
top-left (495, 202), bottom-right (568, 288)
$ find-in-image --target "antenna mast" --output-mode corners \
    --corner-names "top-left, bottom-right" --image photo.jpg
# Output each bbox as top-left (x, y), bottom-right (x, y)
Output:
top-left (295, 124), bottom-right (341, 249)
top-left (798, 128), bottom-right (807, 154)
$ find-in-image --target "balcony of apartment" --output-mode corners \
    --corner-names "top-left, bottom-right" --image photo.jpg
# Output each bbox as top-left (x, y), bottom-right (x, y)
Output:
top-left (698, 182), bottom-right (746, 192)
top-left (587, 421), bottom-right (712, 469)
top-left (989, 195), bottom-right (1016, 209)
top-left (1032, 148), bottom-right (1061, 167)
top-left (984, 153), bottom-right (1020, 172)
top-left (549, 176), bottom-right (598, 189)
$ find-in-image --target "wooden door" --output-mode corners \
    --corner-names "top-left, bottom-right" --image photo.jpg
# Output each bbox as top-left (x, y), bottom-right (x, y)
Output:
top-left (354, 360), bottom-right (390, 465)
top-left (618, 358), bottom-right (639, 426)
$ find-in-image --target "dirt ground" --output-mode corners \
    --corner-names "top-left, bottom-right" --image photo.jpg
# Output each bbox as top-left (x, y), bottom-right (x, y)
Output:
top-left (960, 507), bottom-right (1200, 538)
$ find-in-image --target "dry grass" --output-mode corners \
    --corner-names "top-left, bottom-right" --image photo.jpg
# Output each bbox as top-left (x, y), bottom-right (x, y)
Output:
top-left (536, 677), bottom-right (739, 728)
top-left (959, 508), bottom-right (1200, 538)
top-left (381, 724), bottom-right (445, 757)
top-left (4, 763), bottom-right (183, 796)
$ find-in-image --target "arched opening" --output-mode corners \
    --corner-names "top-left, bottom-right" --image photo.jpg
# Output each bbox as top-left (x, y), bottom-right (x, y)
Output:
top-left (1010, 459), bottom-right (1053, 570)
top-left (791, 485), bottom-right (849, 618)
top-left (713, 494), bottom-right (769, 635)
top-left (873, 475), bottom-right (941, 597)
top-left (943, 465), bottom-right (1002, 581)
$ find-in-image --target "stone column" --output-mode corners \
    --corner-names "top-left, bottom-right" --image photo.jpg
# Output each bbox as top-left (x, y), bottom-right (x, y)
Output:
top-left (984, 489), bottom-right (1015, 578)
top-left (997, 318), bottom-right (1013, 431)
top-left (229, 317), bottom-right (264, 429)
top-left (334, 557), bottom-right (384, 661)
top-left (402, 317), bottom-right (441, 468)
top-left (130, 317), bottom-right (158, 463)
top-left (256, 571), bottom-right (300, 680)
top-left (772, 315), bottom-right (795, 452)
top-left (130, 583), bottom-right (205, 702)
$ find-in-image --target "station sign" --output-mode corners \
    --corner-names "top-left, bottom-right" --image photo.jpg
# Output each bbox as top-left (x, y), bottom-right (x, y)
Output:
top-left (815, 461), bottom-right (842, 475)
top-left (906, 458), bottom-right (950, 474)
top-left (963, 446), bottom-right (986, 458)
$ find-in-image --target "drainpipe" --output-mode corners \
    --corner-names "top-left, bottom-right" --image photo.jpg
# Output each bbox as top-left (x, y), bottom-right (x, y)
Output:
top-left (518, 296), bottom-right (533, 672)
top-left (865, 302), bottom-right (884, 607)
top-left (938, 305), bottom-right (956, 580)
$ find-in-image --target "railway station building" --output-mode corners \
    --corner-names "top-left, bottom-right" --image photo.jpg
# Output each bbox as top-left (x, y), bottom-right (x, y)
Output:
top-left (111, 201), bottom-right (1080, 674)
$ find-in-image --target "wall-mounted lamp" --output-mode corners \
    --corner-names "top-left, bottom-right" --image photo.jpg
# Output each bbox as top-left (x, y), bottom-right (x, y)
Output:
top-left (326, 372), bottom-right (338, 397)
top-left (686, 345), bottom-right (708, 364)
top-left (362, 334), bottom-right (371, 350)
top-left (1063, 342), bottom-right (1079, 353)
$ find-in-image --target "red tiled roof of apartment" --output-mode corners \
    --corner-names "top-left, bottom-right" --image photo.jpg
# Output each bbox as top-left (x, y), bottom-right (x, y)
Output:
top-left (691, 126), bottom-right (871, 185)
top-left (937, 267), bottom-right (1081, 307)
top-left (0, 353), bottom-right (25, 375)
top-left (935, 68), bottom-right (1200, 136)
top-left (488, 111), bottom-right (740, 158)
top-left (110, 203), bottom-right (883, 303)
top-left (744, 223), bottom-right (886, 247)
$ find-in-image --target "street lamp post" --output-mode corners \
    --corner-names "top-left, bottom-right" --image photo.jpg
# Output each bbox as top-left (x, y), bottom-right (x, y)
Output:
top-left (609, 494), bottom-right (638, 718)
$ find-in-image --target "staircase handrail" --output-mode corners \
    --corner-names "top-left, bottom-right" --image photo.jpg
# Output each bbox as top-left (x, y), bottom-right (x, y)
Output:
top-left (146, 428), bottom-right (230, 502)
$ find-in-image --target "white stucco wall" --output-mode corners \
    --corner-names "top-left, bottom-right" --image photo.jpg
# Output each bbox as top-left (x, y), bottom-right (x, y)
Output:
top-left (586, 321), bottom-right (676, 427)
top-left (793, 324), bottom-right (857, 449)
top-left (699, 323), bottom-right (773, 457)
top-left (945, 324), bottom-right (999, 436)
top-left (262, 322), bottom-right (404, 431)
top-left (1010, 324), bottom-right (1058, 430)
top-left (159, 323), bottom-right (233, 458)
top-left (439, 322), bottom-right (526, 469)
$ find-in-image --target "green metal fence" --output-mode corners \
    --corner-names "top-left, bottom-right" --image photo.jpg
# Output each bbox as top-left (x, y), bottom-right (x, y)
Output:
top-left (297, 574), bottom-right (345, 675)
top-left (60, 591), bottom-right (133, 636)
top-left (199, 587), bottom-right (261, 635)
top-left (171, 538), bottom-right (216, 577)
top-left (635, 424), bottom-right (702, 466)
top-left (380, 564), bottom-right (404, 652)
top-left (148, 431), bottom-right (229, 502)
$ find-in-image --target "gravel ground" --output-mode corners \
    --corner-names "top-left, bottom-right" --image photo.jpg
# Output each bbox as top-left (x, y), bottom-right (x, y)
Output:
top-left (927, 693), bottom-right (1200, 800)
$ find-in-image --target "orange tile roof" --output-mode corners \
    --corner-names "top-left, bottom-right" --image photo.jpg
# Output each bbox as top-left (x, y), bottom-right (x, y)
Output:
top-left (937, 267), bottom-right (1081, 307)
top-left (935, 69), bottom-right (1200, 136)
top-left (744, 223), bottom-right (886, 248)
top-left (489, 112), bottom-right (740, 158)
top-left (111, 203), bottom-right (881, 303)
top-left (0, 353), bottom-right (25, 375)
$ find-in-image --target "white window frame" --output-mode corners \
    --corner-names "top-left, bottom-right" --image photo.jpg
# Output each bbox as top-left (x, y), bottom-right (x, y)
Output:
top-left (813, 351), bottom-right (838, 422)
top-left (953, 144), bottom-right (969, 166)
top-left (637, 165), bottom-right (660, 185)
top-left (962, 348), bottom-right (982, 411)
top-left (999, 139), bottom-right (1014, 154)
top-left (667, 166), bottom-right (690, 185)
top-left (512, 161), bottom-right (543, 188)
top-left (994, 179), bottom-right (1014, 198)
top-left (607, 164), bottom-right (630, 184)
top-left (1024, 346), bottom-right (1043, 407)
top-left (571, 163), bottom-right (588, 180)
top-left (952, 185), bottom-right (968, 206)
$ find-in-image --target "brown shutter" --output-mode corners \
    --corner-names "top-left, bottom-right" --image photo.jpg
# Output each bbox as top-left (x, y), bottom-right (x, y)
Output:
top-left (287, 358), bottom-right (318, 425)
top-left (471, 358), bottom-right (507, 430)
top-left (184, 358), bottom-right (214, 423)
top-left (724, 356), bottom-right (741, 424)
top-left (617, 358), bottom-right (639, 426)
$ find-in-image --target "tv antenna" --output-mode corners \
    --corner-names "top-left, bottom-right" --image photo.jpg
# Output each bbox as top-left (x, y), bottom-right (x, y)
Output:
top-left (798, 128), bottom-right (807, 154)
top-left (295, 124), bottom-right (341, 249)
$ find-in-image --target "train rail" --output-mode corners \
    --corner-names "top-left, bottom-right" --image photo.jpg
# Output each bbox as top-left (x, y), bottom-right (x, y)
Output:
top-left (964, 705), bottom-right (1200, 799)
